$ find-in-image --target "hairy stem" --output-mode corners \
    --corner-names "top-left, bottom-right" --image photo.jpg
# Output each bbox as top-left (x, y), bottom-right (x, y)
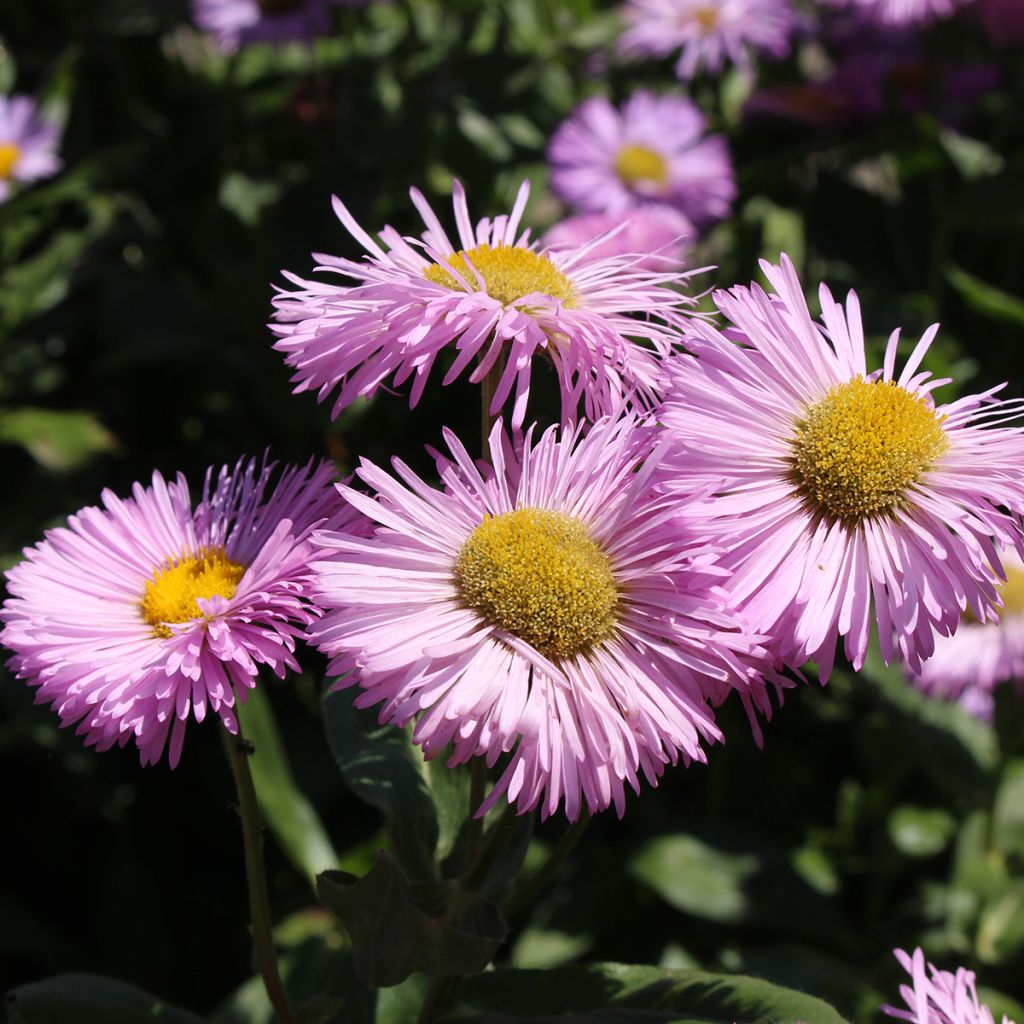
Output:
top-left (221, 722), bottom-right (294, 1024)
top-left (504, 812), bottom-right (591, 920)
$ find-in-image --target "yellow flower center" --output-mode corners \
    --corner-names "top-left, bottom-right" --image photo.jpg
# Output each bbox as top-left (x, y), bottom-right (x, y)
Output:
top-left (424, 244), bottom-right (577, 309)
top-left (140, 547), bottom-right (246, 638)
top-left (614, 144), bottom-right (669, 187)
top-left (0, 142), bottom-right (22, 180)
top-left (694, 6), bottom-right (720, 30)
top-left (1000, 569), bottom-right (1024, 616)
top-left (791, 377), bottom-right (948, 523)
top-left (454, 508), bottom-right (619, 660)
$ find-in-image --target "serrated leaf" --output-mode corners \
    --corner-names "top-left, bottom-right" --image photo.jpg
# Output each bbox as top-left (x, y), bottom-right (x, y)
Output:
top-left (317, 853), bottom-right (507, 988)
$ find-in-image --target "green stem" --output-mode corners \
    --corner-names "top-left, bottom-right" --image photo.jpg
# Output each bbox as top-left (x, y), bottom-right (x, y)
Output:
top-left (503, 813), bottom-right (590, 920)
top-left (464, 758), bottom-right (488, 866)
top-left (221, 723), bottom-right (294, 1024)
top-left (416, 976), bottom-right (458, 1024)
top-left (463, 803), bottom-right (521, 893)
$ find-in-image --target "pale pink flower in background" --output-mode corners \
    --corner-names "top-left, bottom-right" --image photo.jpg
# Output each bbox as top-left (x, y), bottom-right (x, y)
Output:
top-left (0, 94), bottom-right (61, 203)
top-left (816, 0), bottom-right (971, 27)
top-left (311, 416), bottom-right (781, 820)
top-left (547, 92), bottom-right (735, 228)
top-left (884, 947), bottom-right (1015, 1024)
top-left (543, 207), bottom-right (694, 271)
top-left (619, 0), bottom-right (800, 79)
top-left (660, 256), bottom-right (1024, 679)
top-left (910, 549), bottom-right (1024, 721)
top-left (272, 181), bottom-right (695, 431)
top-left (1, 458), bottom-right (347, 766)
top-left (192, 0), bottom-right (356, 51)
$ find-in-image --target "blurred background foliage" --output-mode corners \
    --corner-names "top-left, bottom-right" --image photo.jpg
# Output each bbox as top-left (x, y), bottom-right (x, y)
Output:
top-left (1, 0), bottom-right (1024, 1021)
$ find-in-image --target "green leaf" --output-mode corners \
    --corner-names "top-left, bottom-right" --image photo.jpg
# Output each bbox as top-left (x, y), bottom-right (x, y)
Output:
top-left (425, 754), bottom-right (471, 866)
top-left (457, 962), bottom-right (851, 1023)
top-left (323, 686), bottom-right (439, 881)
top-left (0, 408), bottom-right (116, 472)
top-left (977, 882), bottom-right (1024, 965)
top-left (991, 759), bottom-right (1024, 863)
top-left (317, 853), bottom-right (507, 988)
top-left (947, 266), bottom-right (1024, 329)
top-left (888, 805), bottom-right (957, 858)
top-left (237, 686), bottom-right (339, 885)
top-left (5, 974), bottom-right (205, 1024)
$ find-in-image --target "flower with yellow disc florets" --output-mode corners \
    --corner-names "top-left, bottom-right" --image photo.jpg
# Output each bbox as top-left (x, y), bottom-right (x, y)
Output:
top-left (659, 256), bottom-right (1024, 678)
top-left (271, 180), bottom-right (695, 431)
top-left (1, 457), bottom-right (357, 766)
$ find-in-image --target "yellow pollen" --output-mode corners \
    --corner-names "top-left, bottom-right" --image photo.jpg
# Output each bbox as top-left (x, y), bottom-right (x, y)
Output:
top-left (454, 508), bottom-right (619, 660)
top-left (791, 377), bottom-right (948, 523)
top-left (0, 142), bottom-right (21, 180)
top-left (614, 144), bottom-right (669, 187)
top-left (968, 567), bottom-right (1024, 624)
top-left (694, 5), bottom-right (720, 30)
top-left (424, 244), bottom-right (577, 309)
top-left (140, 547), bottom-right (246, 638)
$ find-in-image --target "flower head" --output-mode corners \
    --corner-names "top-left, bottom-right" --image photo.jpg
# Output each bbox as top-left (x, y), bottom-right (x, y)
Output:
top-left (910, 549), bottom-right (1024, 721)
top-left (618, 0), bottom-right (800, 79)
top-left (192, 0), bottom-right (353, 51)
top-left (543, 207), bottom-right (694, 271)
top-left (660, 256), bottom-right (1024, 679)
top-left (272, 181), bottom-right (693, 431)
top-left (817, 0), bottom-right (968, 27)
top-left (0, 94), bottom-right (61, 203)
top-left (2, 458), bottom-right (348, 766)
top-left (884, 947), bottom-right (1015, 1024)
top-left (311, 416), bottom-right (780, 820)
top-left (547, 92), bottom-right (735, 229)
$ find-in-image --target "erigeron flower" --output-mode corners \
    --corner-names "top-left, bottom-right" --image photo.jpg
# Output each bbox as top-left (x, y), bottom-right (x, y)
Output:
top-left (660, 256), bottom-right (1024, 678)
top-left (272, 181), bottom-right (694, 431)
top-left (0, 94), bottom-right (61, 203)
top-left (192, 0), bottom-right (355, 51)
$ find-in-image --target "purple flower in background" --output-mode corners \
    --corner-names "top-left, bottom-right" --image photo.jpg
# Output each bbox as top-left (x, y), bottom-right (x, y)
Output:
top-left (192, 0), bottom-right (353, 51)
top-left (910, 550), bottom-right (1024, 722)
top-left (977, 0), bottom-right (1024, 44)
top-left (311, 416), bottom-right (780, 820)
top-left (1, 458), bottom-right (347, 767)
top-left (273, 181), bottom-right (696, 432)
top-left (619, 0), bottom-right (800, 79)
top-left (0, 94), bottom-right (61, 202)
top-left (544, 207), bottom-right (695, 270)
top-left (659, 256), bottom-right (1024, 679)
top-left (547, 92), bottom-right (735, 229)
top-left (884, 947), bottom-right (1015, 1024)
top-left (817, 0), bottom-right (970, 27)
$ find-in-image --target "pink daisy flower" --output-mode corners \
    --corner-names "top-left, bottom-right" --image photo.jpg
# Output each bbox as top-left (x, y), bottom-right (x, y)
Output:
top-left (547, 92), bottom-right (736, 229)
top-left (659, 256), bottom-right (1024, 679)
top-left (816, 0), bottom-right (969, 27)
top-left (1, 458), bottom-right (346, 767)
top-left (543, 207), bottom-right (695, 271)
top-left (884, 947), bottom-right (1015, 1024)
top-left (310, 416), bottom-right (779, 820)
top-left (0, 94), bottom-right (61, 203)
top-left (272, 181), bottom-right (693, 431)
top-left (910, 549), bottom-right (1024, 721)
top-left (618, 0), bottom-right (800, 80)
top-left (192, 0), bottom-right (355, 51)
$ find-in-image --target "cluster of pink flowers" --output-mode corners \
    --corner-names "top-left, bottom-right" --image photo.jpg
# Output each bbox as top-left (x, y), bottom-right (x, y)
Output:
top-left (6, 175), bottom-right (1024, 821)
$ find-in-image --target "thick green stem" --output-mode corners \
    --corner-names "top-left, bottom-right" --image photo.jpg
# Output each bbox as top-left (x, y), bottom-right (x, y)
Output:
top-left (463, 803), bottom-right (521, 893)
top-left (503, 813), bottom-right (590, 920)
top-left (221, 723), bottom-right (294, 1024)
top-left (464, 758), bottom-right (488, 865)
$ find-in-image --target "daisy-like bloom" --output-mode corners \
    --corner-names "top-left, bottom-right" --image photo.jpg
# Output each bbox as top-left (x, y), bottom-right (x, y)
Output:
top-left (884, 947), bottom-right (1015, 1024)
top-left (272, 181), bottom-right (693, 431)
top-left (0, 94), bottom-right (61, 203)
top-left (1, 458), bottom-right (346, 766)
top-left (311, 416), bottom-right (780, 820)
top-left (910, 550), bottom-right (1024, 721)
top-left (660, 256), bottom-right (1024, 679)
top-left (817, 0), bottom-right (968, 27)
top-left (618, 0), bottom-right (800, 80)
top-left (547, 93), bottom-right (735, 229)
top-left (543, 207), bottom-right (694, 271)
top-left (192, 0), bottom-right (353, 51)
